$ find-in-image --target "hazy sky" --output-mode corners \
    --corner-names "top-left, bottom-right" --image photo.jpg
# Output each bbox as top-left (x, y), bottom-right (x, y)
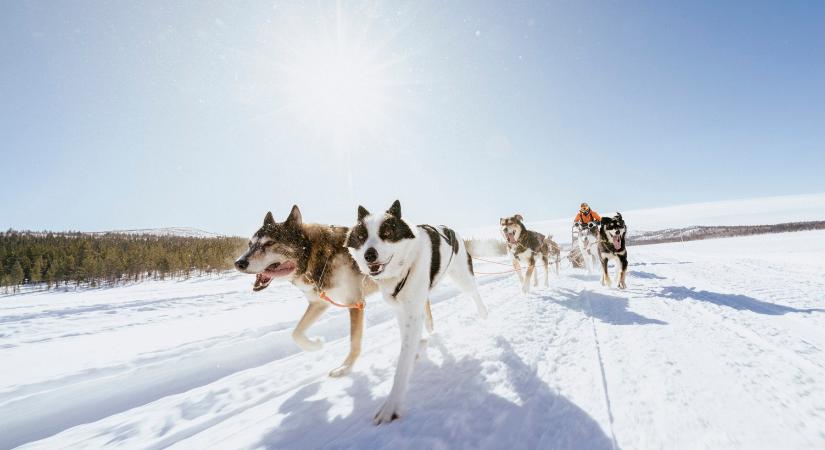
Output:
top-left (2, 1), bottom-right (823, 236)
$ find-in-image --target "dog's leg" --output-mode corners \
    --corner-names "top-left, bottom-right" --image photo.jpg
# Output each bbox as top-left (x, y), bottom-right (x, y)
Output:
top-left (447, 258), bottom-right (489, 319)
top-left (555, 253), bottom-right (561, 275)
top-left (591, 251), bottom-right (599, 275)
top-left (618, 254), bottom-right (628, 289)
top-left (600, 256), bottom-right (612, 287)
top-left (512, 258), bottom-right (524, 284)
top-left (424, 300), bottom-right (434, 334)
top-left (329, 307), bottom-right (364, 377)
top-left (375, 297), bottom-right (426, 425)
top-left (292, 300), bottom-right (330, 352)
top-left (581, 243), bottom-right (592, 273)
top-left (542, 253), bottom-right (549, 287)
top-left (523, 257), bottom-right (535, 293)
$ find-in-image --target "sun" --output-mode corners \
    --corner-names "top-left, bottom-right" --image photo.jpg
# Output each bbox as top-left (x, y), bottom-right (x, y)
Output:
top-left (278, 13), bottom-right (401, 144)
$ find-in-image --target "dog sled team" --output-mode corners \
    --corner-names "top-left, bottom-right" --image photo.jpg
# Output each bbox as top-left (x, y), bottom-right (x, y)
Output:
top-left (502, 202), bottom-right (628, 293)
top-left (233, 200), bottom-right (627, 424)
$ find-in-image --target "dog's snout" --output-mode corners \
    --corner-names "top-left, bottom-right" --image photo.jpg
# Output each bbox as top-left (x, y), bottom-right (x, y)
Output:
top-left (364, 247), bottom-right (378, 263)
top-left (235, 259), bottom-right (249, 270)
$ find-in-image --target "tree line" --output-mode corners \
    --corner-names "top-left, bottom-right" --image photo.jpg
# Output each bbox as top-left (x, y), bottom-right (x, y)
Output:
top-left (0, 230), bottom-right (247, 293)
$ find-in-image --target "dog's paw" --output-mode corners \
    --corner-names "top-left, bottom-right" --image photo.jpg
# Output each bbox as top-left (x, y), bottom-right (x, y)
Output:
top-left (618, 281), bottom-right (627, 290)
top-left (476, 304), bottom-right (489, 319)
top-left (329, 364), bottom-right (353, 377)
top-left (293, 335), bottom-right (324, 352)
top-left (374, 399), bottom-right (402, 425)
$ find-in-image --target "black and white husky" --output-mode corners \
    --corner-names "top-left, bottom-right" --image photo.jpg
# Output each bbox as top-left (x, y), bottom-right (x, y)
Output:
top-left (346, 200), bottom-right (488, 424)
top-left (597, 213), bottom-right (629, 289)
top-left (574, 222), bottom-right (600, 274)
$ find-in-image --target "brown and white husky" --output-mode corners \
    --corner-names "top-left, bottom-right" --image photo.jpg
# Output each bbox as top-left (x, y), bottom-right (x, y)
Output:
top-left (234, 205), bottom-right (378, 377)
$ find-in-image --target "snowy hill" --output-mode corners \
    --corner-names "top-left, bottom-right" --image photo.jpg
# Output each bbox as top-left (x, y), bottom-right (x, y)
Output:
top-left (89, 227), bottom-right (226, 238)
top-left (2, 230), bottom-right (824, 449)
top-left (462, 192), bottom-right (825, 244)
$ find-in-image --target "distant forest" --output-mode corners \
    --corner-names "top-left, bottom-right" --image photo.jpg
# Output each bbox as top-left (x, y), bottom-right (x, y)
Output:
top-left (0, 231), bottom-right (246, 293)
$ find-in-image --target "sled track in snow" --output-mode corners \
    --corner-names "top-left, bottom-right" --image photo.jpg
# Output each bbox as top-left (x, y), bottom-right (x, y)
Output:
top-left (583, 289), bottom-right (619, 450)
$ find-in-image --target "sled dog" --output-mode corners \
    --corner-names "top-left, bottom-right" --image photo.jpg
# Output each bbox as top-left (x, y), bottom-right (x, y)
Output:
top-left (500, 214), bottom-right (550, 293)
top-left (574, 221), bottom-right (601, 274)
top-left (234, 206), bottom-right (378, 377)
top-left (543, 234), bottom-right (562, 275)
top-left (346, 200), bottom-right (488, 424)
top-left (597, 212), bottom-right (629, 289)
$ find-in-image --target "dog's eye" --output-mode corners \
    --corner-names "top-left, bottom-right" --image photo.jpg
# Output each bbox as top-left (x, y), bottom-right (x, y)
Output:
top-left (262, 242), bottom-right (274, 248)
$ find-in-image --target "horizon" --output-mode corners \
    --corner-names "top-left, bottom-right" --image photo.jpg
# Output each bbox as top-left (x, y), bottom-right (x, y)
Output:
top-left (2, 1), bottom-right (824, 236)
top-left (3, 191), bottom-right (824, 238)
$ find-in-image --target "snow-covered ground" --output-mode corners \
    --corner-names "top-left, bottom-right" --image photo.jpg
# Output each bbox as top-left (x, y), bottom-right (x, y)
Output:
top-left (463, 192), bottom-right (825, 244)
top-left (2, 230), bottom-right (825, 449)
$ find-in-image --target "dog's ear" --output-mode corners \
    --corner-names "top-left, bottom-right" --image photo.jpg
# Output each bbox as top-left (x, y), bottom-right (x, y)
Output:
top-left (515, 214), bottom-right (523, 222)
top-left (386, 200), bottom-right (402, 219)
top-left (357, 205), bottom-right (370, 221)
top-left (263, 211), bottom-right (275, 226)
top-left (285, 205), bottom-right (302, 227)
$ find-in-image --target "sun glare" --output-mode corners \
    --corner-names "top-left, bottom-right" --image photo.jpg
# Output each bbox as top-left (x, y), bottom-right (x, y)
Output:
top-left (283, 37), bottom-right (391, 139)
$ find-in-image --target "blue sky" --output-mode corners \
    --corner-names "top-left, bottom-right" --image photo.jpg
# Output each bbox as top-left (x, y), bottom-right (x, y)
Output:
top-left (2, 1), bottom-right (823, 235)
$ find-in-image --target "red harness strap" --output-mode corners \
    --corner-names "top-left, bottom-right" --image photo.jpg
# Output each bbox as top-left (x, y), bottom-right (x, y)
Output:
top-left (319, 291), bottom-right (365, 310)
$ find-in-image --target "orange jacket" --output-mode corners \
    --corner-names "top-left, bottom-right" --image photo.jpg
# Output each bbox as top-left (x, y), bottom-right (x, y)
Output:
top-left (575, 210), bottom-right (601, 224)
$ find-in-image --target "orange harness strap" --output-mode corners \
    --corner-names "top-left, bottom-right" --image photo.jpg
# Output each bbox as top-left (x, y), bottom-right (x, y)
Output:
top-left (319, 291), bottom-right (365, 310)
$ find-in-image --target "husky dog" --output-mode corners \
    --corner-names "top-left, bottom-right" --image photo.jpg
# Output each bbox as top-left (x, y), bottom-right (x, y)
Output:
top-left (543, 234), bottom-right (562, 275)
top-left (234, 206), bottom-right (378, 377)
top-left (597, 213), bottom-right (629, 289)
top-left (574, 222), bottom-right (601, 274)
top-left (500, 214), bottom-right (550, 293)
top-left (346, 200), bottom-right (488, 424)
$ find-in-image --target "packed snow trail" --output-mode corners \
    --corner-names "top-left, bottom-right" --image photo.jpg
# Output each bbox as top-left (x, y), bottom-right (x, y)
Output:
top-left (2, 231), bottom-right (825, 449)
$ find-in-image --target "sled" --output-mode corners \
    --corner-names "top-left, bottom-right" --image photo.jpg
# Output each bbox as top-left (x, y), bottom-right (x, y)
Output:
top-left (568, 225), bottom-right (585, 269)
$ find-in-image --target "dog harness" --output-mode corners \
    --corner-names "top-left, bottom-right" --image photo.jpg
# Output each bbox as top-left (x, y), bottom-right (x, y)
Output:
top-left (304, 259), bottom-right (366, 310)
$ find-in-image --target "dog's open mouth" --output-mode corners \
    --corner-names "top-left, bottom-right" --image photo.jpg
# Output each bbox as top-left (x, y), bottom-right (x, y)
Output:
top-left (367, 257), bottom-right (392, 276)
top-left (504, 231), bottom-right (517, 244)
top-left (253, 261), bottom-right (297, 291)
top-left (611, 234), bottom-right (622, 250)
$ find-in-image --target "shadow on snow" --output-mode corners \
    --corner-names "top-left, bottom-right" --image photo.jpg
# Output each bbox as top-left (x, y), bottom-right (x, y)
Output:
top-left (659, 286), bottom-right (825, 316)
top-left (257, 336), bottom-right (616, 450)
top-left (542, 289), bottom-right (667, 326)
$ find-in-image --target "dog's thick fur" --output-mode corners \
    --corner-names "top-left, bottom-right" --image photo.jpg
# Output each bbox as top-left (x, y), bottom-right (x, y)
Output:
top-left (574, 222), bottom-right (601, 274)
top-left (346, 200), bottom-right (488, 424)
top-left (234, 206), bottom-right (377, 377)
top-left (597, 212), bottom-right (629, 289)
top-left (500, 214), bottom-right (550, 293)
top-left (543, 234), bottom-right (562, 275)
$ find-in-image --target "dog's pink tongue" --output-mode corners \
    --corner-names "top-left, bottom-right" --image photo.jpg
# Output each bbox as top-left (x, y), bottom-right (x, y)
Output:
top-left (612, 235), bottom-right (622, 250)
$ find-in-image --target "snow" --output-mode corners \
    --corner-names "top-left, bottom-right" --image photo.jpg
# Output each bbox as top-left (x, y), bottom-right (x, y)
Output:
top-left (463, 192), bottom-right (825, 244)
top-left (2, 231), bottom-right (825, 449)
